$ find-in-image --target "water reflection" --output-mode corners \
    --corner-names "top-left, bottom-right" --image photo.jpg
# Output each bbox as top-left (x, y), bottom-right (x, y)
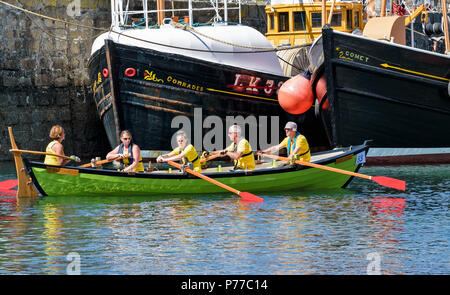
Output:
top-left (2, 190), bottom-right (409, 274)
top-left (367, 196), bottom-right (407, 274)
top-left (42, 203), bottom-right (64, 274)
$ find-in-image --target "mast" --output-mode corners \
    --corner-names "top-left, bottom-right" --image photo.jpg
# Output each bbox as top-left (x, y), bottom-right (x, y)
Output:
top-left (327, 0), bottom-right (336, 24)
top-left (322, 0), bottom-right (326, 27)
top-left (188, 0), bottom-right (193, 26)
top-left (381, 0), bottom-right (386, 17)
top-left (157, 0), bottom-right (165, 26)
top-left (442, 0), bottom-right (450, 54)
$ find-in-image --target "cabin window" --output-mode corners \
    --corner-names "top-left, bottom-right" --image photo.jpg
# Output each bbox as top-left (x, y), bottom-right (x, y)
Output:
top-left (311, 12), bottom-right (322, 28)
top-left (330, 12), bottom-right (342, 27)
top-left (354, 11), bottom-right (360, 28)
top-left (269, 14), bottom-right (274, 31)
top-left (346, 10), bottom-right (352, 29)
top-left (293, 11), bottom-right (306, 31)
top-left (278, 12), bottom-right (289, 32)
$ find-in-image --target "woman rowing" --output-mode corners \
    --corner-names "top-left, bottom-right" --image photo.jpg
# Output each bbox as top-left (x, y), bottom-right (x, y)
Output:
top-left (106, 130), bottom-right (144, 172)
top-left (44, 125), bottom-right (80, 166)
top-left (260, 121), bottom-right (311, 162)
top-left (156, 130), bottom-right (201, 172)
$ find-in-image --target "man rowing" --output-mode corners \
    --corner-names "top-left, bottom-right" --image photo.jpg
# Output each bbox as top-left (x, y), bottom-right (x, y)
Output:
top-left (260, 121), bottom-right (311, 162)
top-left (157, 130), bottom-right (202, 172)
top-left (208, 124), bottom-right (255, 170)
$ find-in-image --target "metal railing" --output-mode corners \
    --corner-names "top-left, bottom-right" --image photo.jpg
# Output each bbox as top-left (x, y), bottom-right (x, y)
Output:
top-left (111, 0), bottom-right (244, 28)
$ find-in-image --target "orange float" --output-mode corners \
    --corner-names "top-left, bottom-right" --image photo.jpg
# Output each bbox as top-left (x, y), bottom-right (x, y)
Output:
top-left (278, 74), bottom-right (314, 115)
top-left (315, 75), bottom-right (327, 103)
top-left (314, 75), bottom-right (329, 111)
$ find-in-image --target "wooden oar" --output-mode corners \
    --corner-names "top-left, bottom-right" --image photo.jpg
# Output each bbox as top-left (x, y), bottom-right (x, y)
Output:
top-left (9, 149), bottom-right (75, 161)
top-left (167, 160), bottom-right (263, 202)
top-left (200, 153), bottom-right (222, 164)
top-left (261, 153), bottom-right (406, 191)
top-left (78, 154), bottom-right (131, 168)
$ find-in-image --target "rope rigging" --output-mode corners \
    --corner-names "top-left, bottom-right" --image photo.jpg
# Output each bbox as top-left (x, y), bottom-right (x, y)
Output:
top-left (1, 0), bottom-right (309, 54)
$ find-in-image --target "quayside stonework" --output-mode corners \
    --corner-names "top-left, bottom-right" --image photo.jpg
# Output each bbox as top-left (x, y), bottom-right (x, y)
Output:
top-left (0, 0), bottom-right (266, 161)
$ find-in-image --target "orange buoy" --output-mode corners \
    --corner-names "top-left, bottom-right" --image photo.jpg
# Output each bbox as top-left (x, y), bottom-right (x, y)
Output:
top-left (314, 75), bottom-right (329, 111)
top-left (315, 75), bottom-right (327, 103)
top-left (278, 74), bottom-right (314, 115)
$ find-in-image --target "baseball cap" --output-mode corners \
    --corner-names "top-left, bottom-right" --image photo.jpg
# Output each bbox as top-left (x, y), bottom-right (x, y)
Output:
top-left (228, 124), bottom-right (242, 134)
top-left (284, 122), bottom-right (297, 131)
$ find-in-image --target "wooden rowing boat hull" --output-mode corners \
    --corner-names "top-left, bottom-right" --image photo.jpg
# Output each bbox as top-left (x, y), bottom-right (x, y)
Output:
top-left (24, 143), bottom-right (369, 197)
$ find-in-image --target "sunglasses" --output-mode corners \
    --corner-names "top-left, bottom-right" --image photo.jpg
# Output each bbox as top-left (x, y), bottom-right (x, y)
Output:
top-left (122, 137), bottom-right (131, 140)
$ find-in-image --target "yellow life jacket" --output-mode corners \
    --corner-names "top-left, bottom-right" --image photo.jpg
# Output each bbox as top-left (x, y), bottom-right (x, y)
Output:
top-left (282, 132), bottom-right (311, 162)
top-left (173, 144), bottom-right (201, 172)
top-left (44, 141), bottom-right (61, 166)
top-left (227, 138), bottom-right (255, 170)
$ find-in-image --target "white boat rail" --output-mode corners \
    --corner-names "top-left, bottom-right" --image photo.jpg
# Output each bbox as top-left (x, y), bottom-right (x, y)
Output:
top-left (111, 0), bottom-right (243, 28)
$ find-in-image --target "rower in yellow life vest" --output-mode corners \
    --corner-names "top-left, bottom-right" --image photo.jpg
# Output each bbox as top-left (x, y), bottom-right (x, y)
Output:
top-left (261, 121), bottom-right (311, 162)
top-left (44, 125), bottom-right (80, 166)
top-left (106, 130), bottom-right (144, 172)
top-left (157, 130), bottom-right (201, 172)
top-left (209, 125), bottom-right (256, 170)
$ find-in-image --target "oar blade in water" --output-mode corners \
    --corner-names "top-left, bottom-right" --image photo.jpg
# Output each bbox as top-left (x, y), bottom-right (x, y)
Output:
top-left (372, 176), bottom-right (406, 191)
top-left (0, 179), bottom-right (18, 191)
top-left (238, 191), bottom-right (264, 202)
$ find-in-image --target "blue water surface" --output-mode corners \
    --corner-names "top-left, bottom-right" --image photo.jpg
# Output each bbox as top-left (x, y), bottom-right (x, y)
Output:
top-left (0, 162), bottom-right (448, 275)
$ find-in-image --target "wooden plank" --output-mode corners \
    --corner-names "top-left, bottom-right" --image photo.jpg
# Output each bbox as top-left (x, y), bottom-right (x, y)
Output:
top-left (442, 0), bottom-right (450, 53)
top-left (96, 92), bottom-right (111, 111)
top-left (46, 167), bottom-right (79, 176)
top-left (335, 153), bottom-right (353, 164)
top-left (105, 39), bottom-right (122, 146)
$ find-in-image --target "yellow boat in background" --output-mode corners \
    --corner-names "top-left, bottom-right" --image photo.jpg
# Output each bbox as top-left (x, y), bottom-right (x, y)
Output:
top-left (265, 0), bottom-right (365, 47)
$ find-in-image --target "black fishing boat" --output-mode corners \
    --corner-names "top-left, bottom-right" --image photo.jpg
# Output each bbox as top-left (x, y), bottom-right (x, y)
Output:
top-left (87, 0), bottom-right (330, 152)
top-left (309, 25), bottom-right (450, 148)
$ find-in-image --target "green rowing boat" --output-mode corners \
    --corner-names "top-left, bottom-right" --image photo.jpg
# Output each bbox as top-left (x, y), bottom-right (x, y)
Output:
top-left (22, 142), bottom-right (369, 197)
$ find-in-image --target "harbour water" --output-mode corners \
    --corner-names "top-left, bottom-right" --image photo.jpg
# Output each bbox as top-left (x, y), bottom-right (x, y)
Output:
top-left (0, 161), bottom-right (448, 275)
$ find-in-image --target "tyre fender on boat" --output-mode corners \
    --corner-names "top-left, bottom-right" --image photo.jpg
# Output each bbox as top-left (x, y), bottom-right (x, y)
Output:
top-left (124, 67), bottom-right (136, 77)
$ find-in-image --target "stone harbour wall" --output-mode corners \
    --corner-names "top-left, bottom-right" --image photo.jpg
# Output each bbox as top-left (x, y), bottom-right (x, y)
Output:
top-left (0, 0), bottom-right (267, 161)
